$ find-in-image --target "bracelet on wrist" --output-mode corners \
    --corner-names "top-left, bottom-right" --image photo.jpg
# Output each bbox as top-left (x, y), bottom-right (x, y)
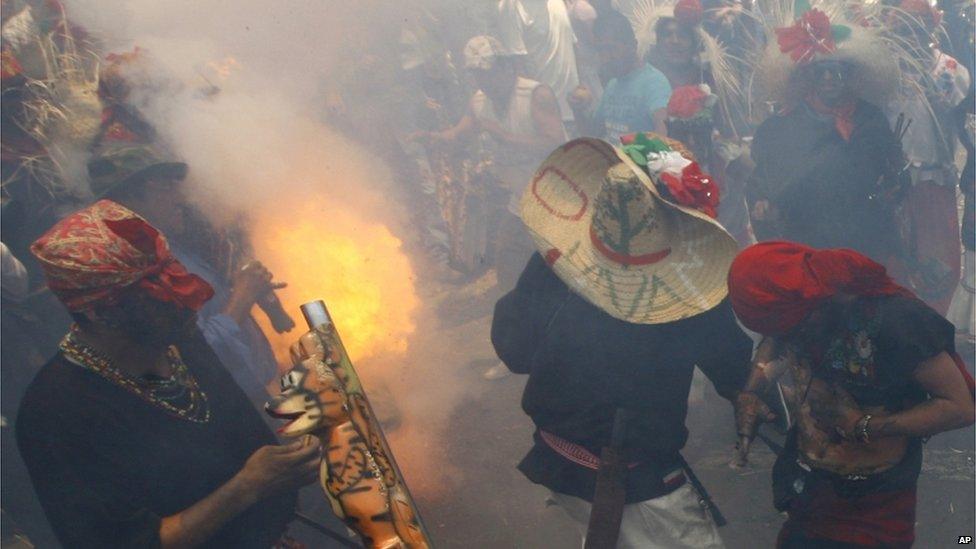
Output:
top-left (855, 414), bottom-right (873, 444)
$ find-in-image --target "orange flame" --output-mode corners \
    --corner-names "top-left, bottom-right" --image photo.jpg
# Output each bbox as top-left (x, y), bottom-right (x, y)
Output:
top-left (250, 195), bottom-right (419, 367)
top-left (206, 56), bottom-right (241, 81)
top-left (250, 194), bottom-right (461, 502)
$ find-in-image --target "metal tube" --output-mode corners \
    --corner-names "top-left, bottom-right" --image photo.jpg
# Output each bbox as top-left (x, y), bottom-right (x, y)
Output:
top-left (300, 300), bottom-right (332, 329)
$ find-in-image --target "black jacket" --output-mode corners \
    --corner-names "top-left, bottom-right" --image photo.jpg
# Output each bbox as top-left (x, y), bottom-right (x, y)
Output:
top-left (17, 329), bottom-right (296, 548)
top-left (748, 100), bottom-right (906, 264)
top-left (491, 254), bottom-right (752, 502)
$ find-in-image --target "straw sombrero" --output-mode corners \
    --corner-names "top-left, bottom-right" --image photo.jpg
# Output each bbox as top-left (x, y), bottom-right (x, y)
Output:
top-left (520, 137), bottom-right (738, 324)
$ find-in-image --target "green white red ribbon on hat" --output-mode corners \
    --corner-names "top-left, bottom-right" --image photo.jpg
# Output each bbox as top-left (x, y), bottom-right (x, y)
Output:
top-left (620, 132), bottom-right (720, 218)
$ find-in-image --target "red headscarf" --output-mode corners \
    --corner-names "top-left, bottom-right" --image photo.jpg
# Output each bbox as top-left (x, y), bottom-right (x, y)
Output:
top-left (674, 0), bottom-right (703, 26)
top-left (729, 241), bottom-right (974, 396)
top-left (728, 241), bottom-right (908, 336)
top-left (31, 200), bottom-right (214, 312)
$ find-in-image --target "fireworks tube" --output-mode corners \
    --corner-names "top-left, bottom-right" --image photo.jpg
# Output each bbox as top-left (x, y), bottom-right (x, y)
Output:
top-left (300, 300), bottom-right (432, 548)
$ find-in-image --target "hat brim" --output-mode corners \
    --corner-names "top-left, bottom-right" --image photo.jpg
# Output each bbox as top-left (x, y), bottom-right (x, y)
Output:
top-left (97, 161), bottom-right (188, 200)
top-left (520, 138), bottom-right (738, 324)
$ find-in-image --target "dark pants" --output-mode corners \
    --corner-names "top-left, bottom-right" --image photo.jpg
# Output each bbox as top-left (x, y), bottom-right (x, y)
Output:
top-left (777, 525), bottom-right (911, 549)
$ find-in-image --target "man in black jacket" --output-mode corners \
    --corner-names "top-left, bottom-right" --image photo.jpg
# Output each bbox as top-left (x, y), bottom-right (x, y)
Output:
top-left (748, 7), bottom-right (908, 276)
top-left (492, 137), bottom-right (754, 547)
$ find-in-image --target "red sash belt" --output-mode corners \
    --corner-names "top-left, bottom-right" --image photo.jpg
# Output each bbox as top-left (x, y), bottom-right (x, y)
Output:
top-left (539, 430), bottom-right (687, 490)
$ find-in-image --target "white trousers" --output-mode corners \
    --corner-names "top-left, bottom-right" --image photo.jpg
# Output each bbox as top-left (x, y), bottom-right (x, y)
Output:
top-left (550, 484), bottom-right (726, 549)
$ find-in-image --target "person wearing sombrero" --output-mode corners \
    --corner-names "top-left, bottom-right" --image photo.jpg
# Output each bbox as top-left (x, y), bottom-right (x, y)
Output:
top-left (729, 241), bottom-right (975, 548)
top-left (491, 134), bottom-right (753, 547)
top-left (747, 3), bottom-right (909, 277)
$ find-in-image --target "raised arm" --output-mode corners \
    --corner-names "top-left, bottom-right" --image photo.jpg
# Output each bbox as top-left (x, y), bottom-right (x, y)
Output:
top-left (733, 337), bottom-right (787, 463)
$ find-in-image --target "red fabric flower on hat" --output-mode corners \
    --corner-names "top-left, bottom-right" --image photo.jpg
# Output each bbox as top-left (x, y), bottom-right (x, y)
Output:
top-left (1, 46), bottom-right (23, 80)
top-left (667, 85), bottom-right (709, 120)
top-left (674, 0), bottom-right (703, 26)
top-left (776, 9), bottom-right (836, 63)
top-left (659, 162), bottom-right (719, 218)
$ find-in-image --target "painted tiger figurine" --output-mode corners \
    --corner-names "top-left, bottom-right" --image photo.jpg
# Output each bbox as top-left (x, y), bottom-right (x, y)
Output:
top-left (266, 330), bottom-right (427, 549)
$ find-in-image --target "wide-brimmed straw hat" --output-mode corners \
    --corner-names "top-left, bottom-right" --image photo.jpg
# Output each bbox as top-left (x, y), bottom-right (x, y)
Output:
top-left (520, 137), bottom-right (737, 324)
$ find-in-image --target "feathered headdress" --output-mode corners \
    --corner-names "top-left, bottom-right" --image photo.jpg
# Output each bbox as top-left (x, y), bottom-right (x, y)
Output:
top-left (627, 0), bottom-right (756, 135)
top-left (2, 1), bottom-right (102, 200)
top-left (755, 0), bottom-right (901, 107)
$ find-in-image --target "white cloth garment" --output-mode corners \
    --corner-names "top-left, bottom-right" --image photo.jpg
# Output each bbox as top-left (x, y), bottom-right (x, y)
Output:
top-left (567, 0), bottom-right (603, 108)
top-left (550, 483), bottom-right (726, 549)
top-left (885, 50), bottom-right (971, 178)
top-left (947, 248), bottom-right (975, 336)
top-left (496, 0), bottom-right (579, 121)
top-left (471, 76), bottom-right (567, 215)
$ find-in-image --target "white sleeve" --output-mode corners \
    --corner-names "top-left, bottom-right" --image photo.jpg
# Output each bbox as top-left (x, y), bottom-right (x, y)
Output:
top-left (935, 52), bottom-right (971, 107)
top-left (496, 0), bottom-right (530, 55)
top-left (571, 0), bottom-right (597, 23)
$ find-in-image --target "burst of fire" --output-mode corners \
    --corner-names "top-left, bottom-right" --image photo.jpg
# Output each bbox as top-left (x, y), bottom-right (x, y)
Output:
top-left (250, 193), bottom-right (459, 503)
top-left (250, 194), bottom-right (419, 369)
top-left (250, 192), bottom-right (463, 504)
top-left (205, 56), bottom-right (241, 81)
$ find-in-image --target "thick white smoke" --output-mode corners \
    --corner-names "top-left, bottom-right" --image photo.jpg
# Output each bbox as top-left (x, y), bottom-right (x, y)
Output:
top-left (65, 0), bottom-right (410, 221)
top-left (63, 0), bottom-right (483, 503)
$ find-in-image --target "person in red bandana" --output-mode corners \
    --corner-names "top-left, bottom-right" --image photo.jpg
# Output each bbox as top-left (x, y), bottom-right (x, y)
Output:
top-left (747, 7), bottom-right (909, 278)
top-left (16, 200), bottom-right (320, 548)
top-left (730, 241), bottom-right (975, 549)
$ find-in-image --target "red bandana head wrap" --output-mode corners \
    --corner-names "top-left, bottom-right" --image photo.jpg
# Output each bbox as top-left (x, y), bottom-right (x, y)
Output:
top-left (729, 241), bottom-right (976, 397)
top-left (727, 241), bottom-right (907, 336)
top-left (31, 200), bottom-right (214, 312)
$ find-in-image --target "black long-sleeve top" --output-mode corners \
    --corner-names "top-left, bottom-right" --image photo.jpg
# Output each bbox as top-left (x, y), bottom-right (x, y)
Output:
top-left (491, 254), bottom-right (752, 503)
top-left (747, 100), bottom-right (906, 264)
top-left (16, 329), bottom-right (296, 548)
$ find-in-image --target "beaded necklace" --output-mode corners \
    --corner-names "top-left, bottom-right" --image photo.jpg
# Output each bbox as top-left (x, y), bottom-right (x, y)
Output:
top-left (59, 327), bottom-right (211, 424)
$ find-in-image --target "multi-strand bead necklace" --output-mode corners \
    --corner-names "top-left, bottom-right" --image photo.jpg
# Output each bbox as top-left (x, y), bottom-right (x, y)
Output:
top-left (59, 327), bottom-right (211, 424)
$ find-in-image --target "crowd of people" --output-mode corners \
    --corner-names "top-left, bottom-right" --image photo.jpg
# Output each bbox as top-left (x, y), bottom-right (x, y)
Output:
top-left (0, 0), bottom-right (975, 547)
top-left (485, 1), bottom-right (976, 548)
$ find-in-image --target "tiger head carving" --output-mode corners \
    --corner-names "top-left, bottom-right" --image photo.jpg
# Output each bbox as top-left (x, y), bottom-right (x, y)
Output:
top-left (265, 335), bottom-right (348, 437)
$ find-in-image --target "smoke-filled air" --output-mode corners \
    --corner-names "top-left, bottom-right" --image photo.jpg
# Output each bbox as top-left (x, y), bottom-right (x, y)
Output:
top-left (2, 0), bottom-right (974, 548)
